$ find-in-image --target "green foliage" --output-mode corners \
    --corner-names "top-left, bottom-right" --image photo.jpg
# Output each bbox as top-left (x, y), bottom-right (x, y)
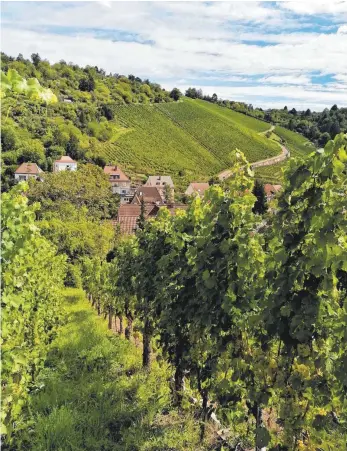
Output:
top-left (275, 125), bottom-right (315, 158)
top-left (1, 52), bottom-right (310, 193)
top-left (264, 133), bottom-right (347, 449)
top-left (18, 290), bottom-right (205, 451)
top-left (252, 179), bottom-right (267, 215)
top-left (186, 84), bottom-right (347, 148)
top-left (102, 136), bottom-right (347, 450)
top-left (1, 183), bottom-right (66, 441)
top-left (27, 164), bottom-right (119, 220)
top-left (1, 68), bottom-right (57, 103)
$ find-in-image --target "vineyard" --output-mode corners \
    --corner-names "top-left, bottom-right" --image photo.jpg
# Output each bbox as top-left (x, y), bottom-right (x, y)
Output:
top-left (274, 125), bottom-right (315, 158)
top-left (89, 99), bottom-right (283, 189)
top-left (254, 125), bottom-right (315, 183)
top-left (2, 135), bottom-right (347, 450)
top-left (191, 99), bottom-right (271, 133)
top-left (157, 99), bottom-right (280, 164)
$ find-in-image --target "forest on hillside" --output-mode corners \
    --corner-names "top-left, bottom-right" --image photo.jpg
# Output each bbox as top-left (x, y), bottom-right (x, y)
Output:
top-left (2, 133), bottom-right (347, 450)
top-left (185, 87), bottom-right (347, 147)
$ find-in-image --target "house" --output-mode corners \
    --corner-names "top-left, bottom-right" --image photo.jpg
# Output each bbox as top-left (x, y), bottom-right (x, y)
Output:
top-left (264, 184), bottom-right (282, 201)
top-left (53, 156), bottom-right (77, 172)
top-left (115, 203), bottom-right (188, 235)
top-left (144, 175), bottom-right (174, 201)
top-left (104, 165), bottom-right (132, 204)
top-left (15, 162), bottom-right (43, 182)
top-left (185, 182), bottom-right (210, 197)
top-left (131, 186), bottom-right (163, 205)
top-left (116, 204), bottom-right (158, 234)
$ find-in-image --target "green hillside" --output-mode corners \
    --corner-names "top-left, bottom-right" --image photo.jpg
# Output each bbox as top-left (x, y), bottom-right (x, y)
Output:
top-left (274, 125), bottom-right (316, 157)
top-left (157, 99), bottom-right (280, 163)
top-left (1, 53), bottom-right (313, 191)
top-left (92, 99), bottom-right (281, 189)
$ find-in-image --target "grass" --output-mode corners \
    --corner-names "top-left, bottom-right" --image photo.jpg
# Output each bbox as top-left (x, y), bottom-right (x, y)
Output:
top-left (18, 289), bottom-right (213, 451)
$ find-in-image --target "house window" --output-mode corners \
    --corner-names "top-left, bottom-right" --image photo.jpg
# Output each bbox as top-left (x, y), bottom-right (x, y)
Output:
top-left (121, 190), bottom-right (127, 194)
top-left (19, 175), bottom-right (27, 181)
top-left (156, 182), bottom-right (160, 185)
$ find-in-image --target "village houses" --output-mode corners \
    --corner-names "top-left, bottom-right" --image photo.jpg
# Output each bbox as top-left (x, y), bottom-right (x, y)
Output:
top-left (15, 162), bottom-right (43, 182)
top-left (131, 186), bottom-right (163, 205)
top-left (103, 165), bottom-right (132, 204)
top-left (144, 175), bottom-right (174, 201)
top-left (53, 156), bottom-right (77, 172)
top-left (185, 182), bottom-right (210, 197)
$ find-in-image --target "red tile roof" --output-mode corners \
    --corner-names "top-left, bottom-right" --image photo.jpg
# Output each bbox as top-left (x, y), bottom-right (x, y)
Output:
top-left (187, 182), bottom-right (210, 194)
top-left (54, 156), bottom-right (76, 163)
top-left (104, 165), bottom-right (129, 182)
top-left (15, 162), bottom-right (43, 174)
top-left (264, 184), bottom-right (282, 196)
top-left (131, 186), bottom-right (163, 204)
top-left (115, 203), bottom-right (188, 234)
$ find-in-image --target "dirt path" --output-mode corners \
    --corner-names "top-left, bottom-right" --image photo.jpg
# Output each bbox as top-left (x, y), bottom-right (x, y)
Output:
top-left (218, 125), bottom-right (289, 181)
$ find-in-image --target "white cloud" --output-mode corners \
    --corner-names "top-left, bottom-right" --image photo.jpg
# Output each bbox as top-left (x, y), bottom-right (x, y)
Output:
top-left (337, 24), bottom-right (347, 33)
top-left (162, 83), bottom-right (347, 111)
top-left (280, 1), bottom-right (347, 17)
top-left (1, 1), bottom-right (347, 110)
top-left (259, 74), bottom-right (312, 85)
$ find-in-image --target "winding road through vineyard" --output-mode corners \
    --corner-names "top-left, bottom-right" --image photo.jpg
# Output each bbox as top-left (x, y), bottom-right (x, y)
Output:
top-left (218, 125), bottom-right (290, 180)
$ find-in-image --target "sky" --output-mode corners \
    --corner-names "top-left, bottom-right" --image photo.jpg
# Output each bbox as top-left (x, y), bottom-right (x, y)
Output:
top-left (1, 1), bottom-right (347, 111)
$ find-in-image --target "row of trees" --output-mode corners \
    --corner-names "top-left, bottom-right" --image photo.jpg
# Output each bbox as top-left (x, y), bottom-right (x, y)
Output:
top-left (83, 136), bottom-right (347, 450)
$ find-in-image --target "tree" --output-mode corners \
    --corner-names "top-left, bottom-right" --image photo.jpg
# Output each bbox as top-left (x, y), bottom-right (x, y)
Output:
top-left (252, 179), bottom-right (267, 214)
top-left (212, 93), bottom-right (218, 103)
top-left (169, 87), bottom-right (182, 101)
top-left (79, 75), bottom-right (95, 92)
top-left (1, 125), bottom-right (17, 152)
top-left (137, 197), bottom-right (146, 231)
top-left (27, 164), bottom-right (119, 220)
top-left (318, 131), bottom-right (331, 146)
top-left (163, 183), bottom-right (173, 203)
top-left (31, 52), bottom-right (41, 67)
top-left (290, 108), bottom-right (297, 115)
top-left (100, 103), bottom-right (114, 120)
top-left (185, 87), bottom-right (198, 98)
top-left (17, 139), bottom-right (45, 165)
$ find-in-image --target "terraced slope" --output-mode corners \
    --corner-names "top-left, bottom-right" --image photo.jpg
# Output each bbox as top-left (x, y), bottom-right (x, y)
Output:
top-left (95, 99), bottom-right (282, 189)
top-left (158, 99), bottom-right (280, 164)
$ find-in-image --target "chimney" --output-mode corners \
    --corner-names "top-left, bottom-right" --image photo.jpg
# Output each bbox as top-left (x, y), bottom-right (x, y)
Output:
top-left (114, 165), bottom-right (117, 170)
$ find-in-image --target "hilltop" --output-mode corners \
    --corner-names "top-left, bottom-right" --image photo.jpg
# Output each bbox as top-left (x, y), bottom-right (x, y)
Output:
top-left (1, 52), bottom-right (315, 192)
